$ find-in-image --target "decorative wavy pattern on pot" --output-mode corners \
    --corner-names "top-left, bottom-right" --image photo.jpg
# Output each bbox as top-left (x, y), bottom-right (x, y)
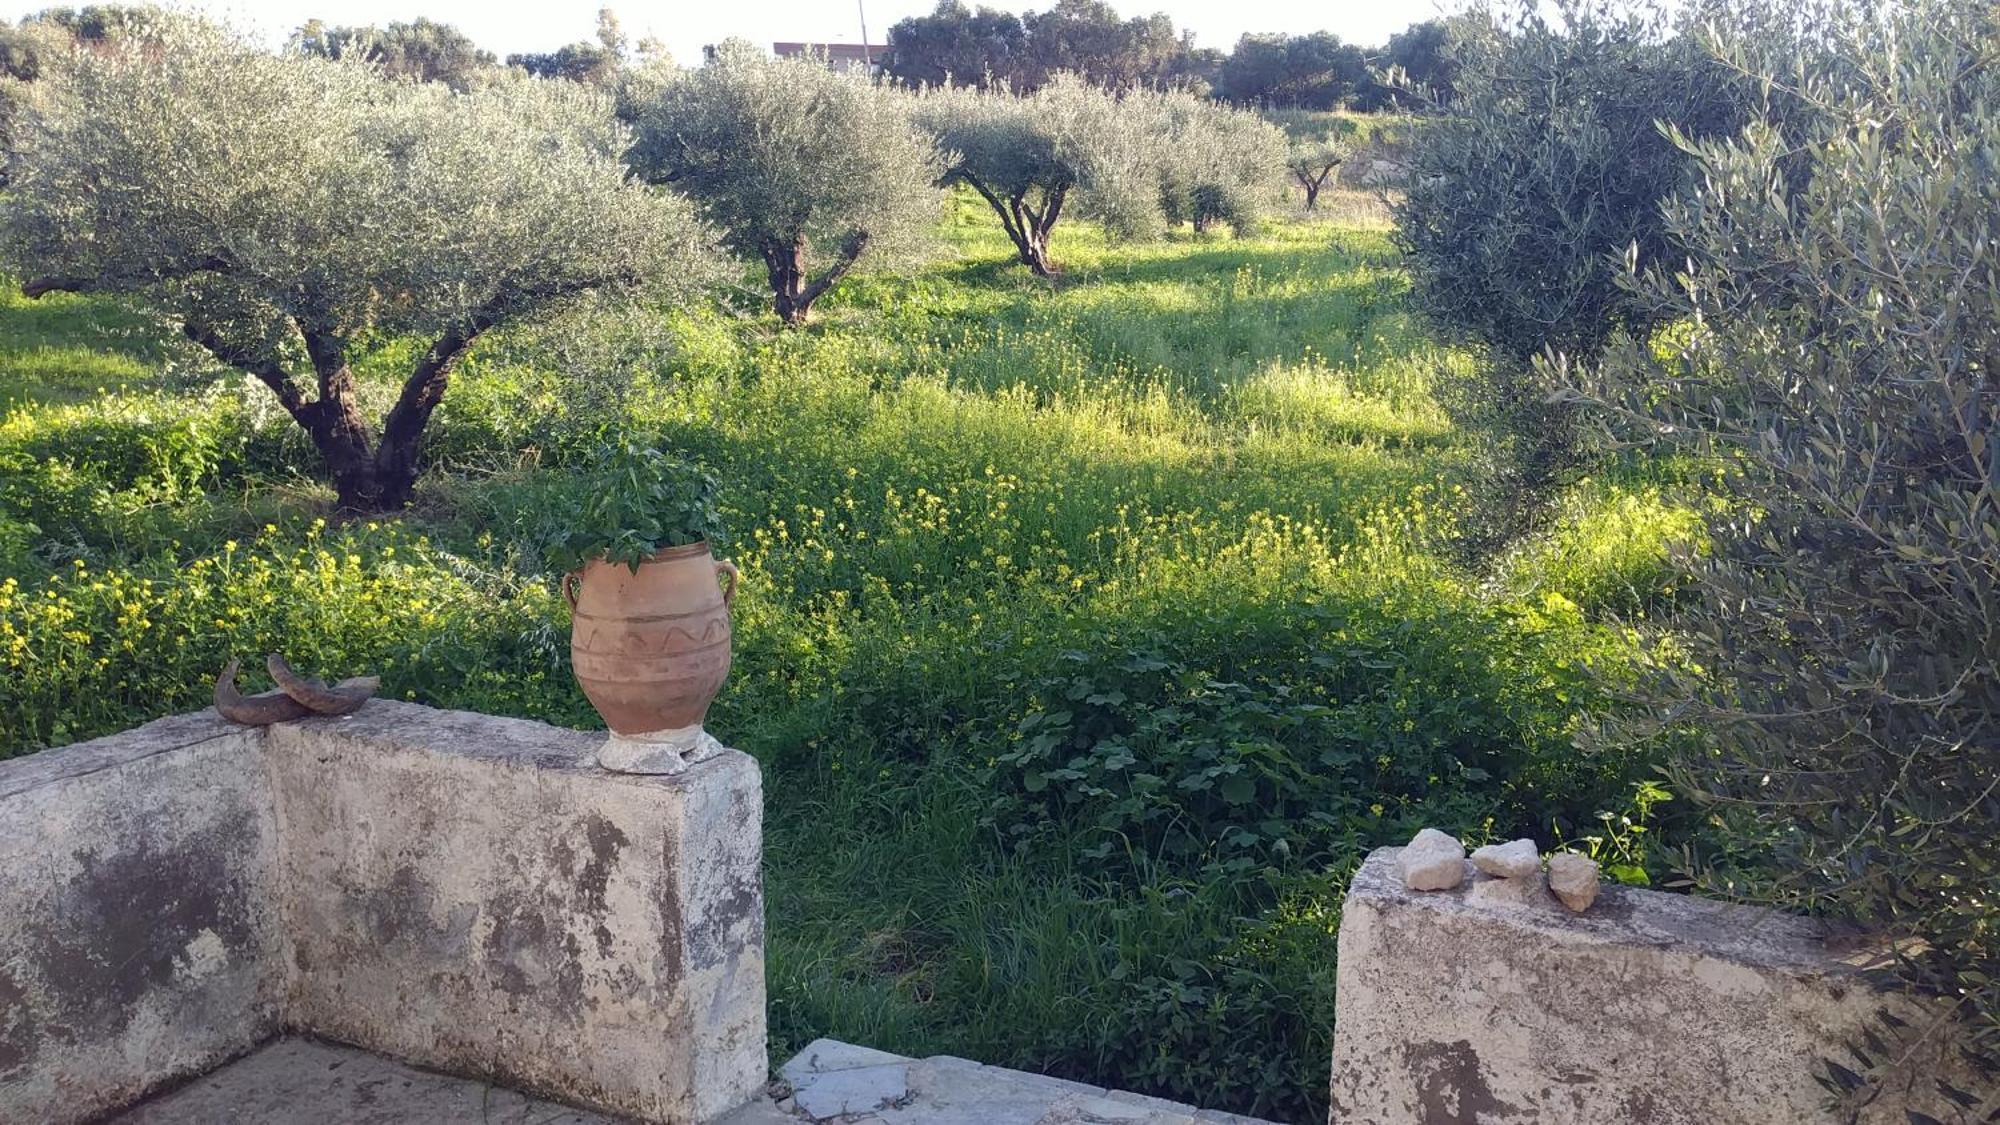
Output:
top-left (566, 541), bottom-right (738, 736)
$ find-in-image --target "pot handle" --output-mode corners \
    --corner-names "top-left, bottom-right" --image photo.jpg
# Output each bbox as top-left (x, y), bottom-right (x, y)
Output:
top-left (715, 558), bottom-right (740, 606)
top-left (561, 570), bottom-right (582, 612)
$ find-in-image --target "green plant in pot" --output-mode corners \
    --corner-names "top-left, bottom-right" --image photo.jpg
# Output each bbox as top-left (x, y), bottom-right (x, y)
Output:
top-left (554, 441), bottom-right (737, 774)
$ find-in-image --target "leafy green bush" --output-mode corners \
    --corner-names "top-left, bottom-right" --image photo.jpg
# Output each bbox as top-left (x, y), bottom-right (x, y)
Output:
top-left (0, 385), bottom-right (310, 561)
top-left (2, 390), bottom-right (254, 499)
top-left (0, 508), bottom-right (33, 577)
top-left (1496, 470), bottom-right (1712, 617)
top-left (1395, 1), bottom-right (1746, 547)
top-left (1576, 0), bottom-right (2000, 1106)
top-left (992, 593), bottom-right (1632, 866)
top-left (1397, 2), bottom-right (1740, 364)
top-left (540, 440), bottom-right (725, 572)
top-left (988, 507), bottom-right (1646, 880)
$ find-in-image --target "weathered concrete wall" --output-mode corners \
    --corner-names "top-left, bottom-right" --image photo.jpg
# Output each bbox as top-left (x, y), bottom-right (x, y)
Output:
top-left (267, 702), bottom-right (766, 1123)
top-left (0, 702), bottom-right (768, 1124)
top-left (1329, 846), bottom-right (1991, 1124)
top-left (0, 713), bottom-right (286, 1125)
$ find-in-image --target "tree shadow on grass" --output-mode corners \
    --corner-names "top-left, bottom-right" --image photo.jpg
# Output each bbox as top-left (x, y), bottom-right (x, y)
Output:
top-left (0, 285), bottom-right (178, 406)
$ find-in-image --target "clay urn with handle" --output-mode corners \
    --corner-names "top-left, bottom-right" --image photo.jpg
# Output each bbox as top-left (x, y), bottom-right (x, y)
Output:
top-left (566, 540), bottom-right (739, 773)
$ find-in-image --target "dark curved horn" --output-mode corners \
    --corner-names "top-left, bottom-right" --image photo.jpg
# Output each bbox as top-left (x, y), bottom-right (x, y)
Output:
top-left (214, 657), bottom-right (313, 725)
top-left (266, 653), bottom-right (379, 716)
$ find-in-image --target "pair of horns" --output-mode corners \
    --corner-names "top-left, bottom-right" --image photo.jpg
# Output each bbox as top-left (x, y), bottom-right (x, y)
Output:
top-left (214, 654), bottom-right (381, 725)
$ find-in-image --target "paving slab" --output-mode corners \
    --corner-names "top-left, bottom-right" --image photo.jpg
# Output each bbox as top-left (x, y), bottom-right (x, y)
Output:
top-left (790, 1063), bottom-right (911, 1119)
top-left (1039, 1092), bottom-right (1196, 1123)
top-left (1106, 1089), bottom-right (1209, 1116)
top-left (778, 1038), bottom-right (915, 1085)
top-left (714, 1097), bottom-right (813, 1125)
top-left (110, 1038), bottom-right (635, 1124)
top-left (772, 1040), bottom-right (1280, 1125)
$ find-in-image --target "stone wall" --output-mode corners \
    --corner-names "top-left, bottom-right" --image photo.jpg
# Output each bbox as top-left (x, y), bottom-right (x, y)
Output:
top-left (0, 702), bottom-right (767, 1124)
top-left (270, 704), bottom-right (767, 1123)
top-left (0, 713), bottom-right (285, 1125)
top-left (1329, 846), bottom-right (1991, 1124)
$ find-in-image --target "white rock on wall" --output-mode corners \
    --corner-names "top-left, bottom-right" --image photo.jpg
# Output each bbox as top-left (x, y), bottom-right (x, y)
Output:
top-left (1470, 838), bottom-right (1540, 879)
top-left (1396, 829), bottom-right (1467, 891)
top-left (1546, 852), bottom-right (1600, 913)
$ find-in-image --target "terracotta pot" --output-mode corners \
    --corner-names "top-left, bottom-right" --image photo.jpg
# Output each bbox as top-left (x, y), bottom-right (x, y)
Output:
top-left (565, 542), bottom-right (739, 737)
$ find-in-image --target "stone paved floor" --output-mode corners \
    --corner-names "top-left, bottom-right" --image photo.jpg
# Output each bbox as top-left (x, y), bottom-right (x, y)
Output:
top-left (109, 1036), bottom-right (1283, 1125)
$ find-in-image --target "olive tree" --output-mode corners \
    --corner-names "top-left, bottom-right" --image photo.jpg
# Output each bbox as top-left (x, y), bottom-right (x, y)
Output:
top-left (1141, 91), bottom-right (1286, 234)
top-left (2, 16), bottom-right (715, 512)
top-left (1398, 1), bottom-right (1744, 364)
top-left (1, 8), bottom-right (154, 175)
top-left (1576, 0), bottom-right (2000, 1100)
top-left (626, 42), bottom-right (947, 325)
top-left (1265, 110), bottom-right (1351, 211)
top-left (288, 17), bottom-right (498, 91)
top-left (913, 74), bottom-right (1159, 276)
top-left (1393, 0), bottom-right (1745, 550)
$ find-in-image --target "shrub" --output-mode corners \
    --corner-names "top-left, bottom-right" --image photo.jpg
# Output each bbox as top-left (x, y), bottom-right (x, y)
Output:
top-left (1394, 1), bottom-right (1745, 546)
top-left (1214, 32), bottom-right (1371, 110)
top-left (1576, 0), bottom-right (2000, 1105)
top-left (626, 44), bottom-right (947, 325)
top-left (1397, 2), bottom-right (1740, 364)
top-left (543, 440), bottom-right (726, 572)
top-left (1, 14), bottom-right (717, 511)
top-left (1381, 19), bottom-right (1461, 107)
top-left (1495, 466), bottom-right (1713, 618)
top-left (0, 383), bottom-right (313, 561)
top-left (991, 588), bottom-right (1637, 877)
top-left (882, 2), bottom-right (1030, 90)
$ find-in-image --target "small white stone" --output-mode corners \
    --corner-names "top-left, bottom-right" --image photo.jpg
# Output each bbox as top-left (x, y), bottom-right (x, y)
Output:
top-left (1397, 828), bottom-right (1467, 891)
top-left (1547, 852), bottom-right (1601, 913)
top-left (1471, 838), bottom-right (1541, 880)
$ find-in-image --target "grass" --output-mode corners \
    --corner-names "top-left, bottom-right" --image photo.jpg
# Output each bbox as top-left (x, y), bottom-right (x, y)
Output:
top-left (0, 285), bottom-right (175, 407)
top-left (0, 192), bottom-right (1705, 1121)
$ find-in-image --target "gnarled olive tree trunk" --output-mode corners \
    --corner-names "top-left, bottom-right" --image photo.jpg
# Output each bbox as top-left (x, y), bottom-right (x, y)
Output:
top-left (166, 306), bottom-right (505, 511)
top-left (1293, 161), bottom-right (1339, 211)
top-left (761, 230), bottom-right (871, 326)
top-left (961, 174), bottom-right (1067, 277)
top-left (27, 272), bottom-right (608, 512)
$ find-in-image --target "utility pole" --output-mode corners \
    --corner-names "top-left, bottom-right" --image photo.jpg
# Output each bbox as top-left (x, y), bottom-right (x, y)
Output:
top-left (857, 0), bottom-right (872, 69)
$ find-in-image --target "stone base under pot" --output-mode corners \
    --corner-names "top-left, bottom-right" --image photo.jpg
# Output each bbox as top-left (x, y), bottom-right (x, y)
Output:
top-left (598, 722), bottom-right (727, 774)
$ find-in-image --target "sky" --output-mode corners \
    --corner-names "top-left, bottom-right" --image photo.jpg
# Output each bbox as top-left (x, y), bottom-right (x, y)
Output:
top-left (12, 1), bottom-right (1453, 63)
